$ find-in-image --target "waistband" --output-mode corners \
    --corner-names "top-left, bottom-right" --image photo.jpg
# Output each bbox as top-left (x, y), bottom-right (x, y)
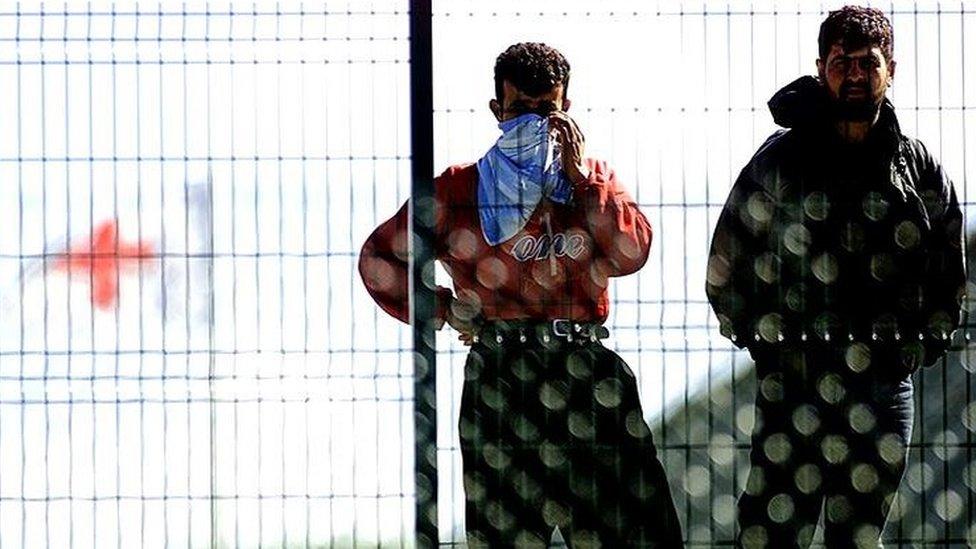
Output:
top-left (474, 319), bottom-right (610, 346)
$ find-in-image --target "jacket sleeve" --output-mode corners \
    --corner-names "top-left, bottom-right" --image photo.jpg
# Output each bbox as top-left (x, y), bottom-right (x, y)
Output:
top-left (358, 197), bottom-right (454, 326)
top-left (706, 161), bottom-right (776, 349)
top-left (575, 159), bottom-right (653, 277)
top-left (918, 147), bottom-right (967, 365)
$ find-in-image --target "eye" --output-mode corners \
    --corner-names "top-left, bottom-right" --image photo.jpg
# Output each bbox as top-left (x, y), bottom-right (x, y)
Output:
top-left (830, 58), bottom-right (850, 71)
top-left (858, 57), bottom-right (882, 71)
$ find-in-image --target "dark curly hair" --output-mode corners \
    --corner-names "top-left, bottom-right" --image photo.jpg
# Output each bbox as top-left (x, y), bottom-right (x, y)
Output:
top-left (494, 42), bottom-right (571, 100)
top-left (818, 5), bottom-right (893, 61)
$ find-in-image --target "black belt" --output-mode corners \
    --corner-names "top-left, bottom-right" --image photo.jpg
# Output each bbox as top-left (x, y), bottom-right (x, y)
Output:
top-left (473, 319), bottom-right (610, 345)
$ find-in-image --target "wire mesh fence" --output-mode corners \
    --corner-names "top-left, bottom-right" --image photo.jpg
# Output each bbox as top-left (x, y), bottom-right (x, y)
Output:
top-left (0, 0), bottom-right (972, 547)
top-left (0, 1), bottom-right (413, 546)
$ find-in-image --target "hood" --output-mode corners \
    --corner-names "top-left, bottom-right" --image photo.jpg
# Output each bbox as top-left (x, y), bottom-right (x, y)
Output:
top-left (767, 75), bottom-right (900, 137)
top-left (767, 76), bottom-right (831, 129)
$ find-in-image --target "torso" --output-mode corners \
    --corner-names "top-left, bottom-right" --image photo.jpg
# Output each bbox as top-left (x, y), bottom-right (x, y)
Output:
top-left (436, 167), bottom-right (610, 322)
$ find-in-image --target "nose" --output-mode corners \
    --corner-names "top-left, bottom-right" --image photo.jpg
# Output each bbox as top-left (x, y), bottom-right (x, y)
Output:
top-left (846, 61), bottom-right (866, 81)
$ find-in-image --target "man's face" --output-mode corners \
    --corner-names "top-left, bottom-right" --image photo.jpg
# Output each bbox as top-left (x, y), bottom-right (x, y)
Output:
top-left (817, 44), bottom-right (895, 121)
top-left (489, 80), bottom-right (570, 122)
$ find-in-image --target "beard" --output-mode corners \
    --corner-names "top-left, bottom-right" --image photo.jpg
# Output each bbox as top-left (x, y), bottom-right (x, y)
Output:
top-left (830, 82), bottom-right (883, 121)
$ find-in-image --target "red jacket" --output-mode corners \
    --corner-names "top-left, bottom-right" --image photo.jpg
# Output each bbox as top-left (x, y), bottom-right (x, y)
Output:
top-left (359, 158), bottom-right (652, 324)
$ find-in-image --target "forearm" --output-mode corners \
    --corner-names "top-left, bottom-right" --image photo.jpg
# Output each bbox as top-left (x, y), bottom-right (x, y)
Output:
top-left (576, 161), bottom-right (652, 276)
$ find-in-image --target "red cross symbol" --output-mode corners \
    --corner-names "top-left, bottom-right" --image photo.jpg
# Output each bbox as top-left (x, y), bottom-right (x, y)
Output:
top-left (56, 219), bottom-right (155, 310)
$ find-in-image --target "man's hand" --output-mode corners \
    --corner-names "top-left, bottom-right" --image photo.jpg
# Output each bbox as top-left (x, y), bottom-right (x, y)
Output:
top-left (444, 298), bottom-right (479, 346)
top-left (548, 111), bottom-right (590, 186)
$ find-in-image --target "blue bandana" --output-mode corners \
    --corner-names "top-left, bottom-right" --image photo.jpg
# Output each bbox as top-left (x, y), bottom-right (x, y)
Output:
top-left (476, 113), bottom-right (573, 245)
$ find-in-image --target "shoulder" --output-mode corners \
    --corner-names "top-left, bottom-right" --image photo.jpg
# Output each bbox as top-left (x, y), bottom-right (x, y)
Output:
top-left (437, 162), bottom-right (477, 184)
top-left (899, 135), bottom-right (956, 214)
top-left (435, 162), bottom-right (478, 200)
top-left (739, 129), bottom-right (798, 194)
top-left (899, 136), bottom-right (949, 191)
top-left (747, 129), bottom-right (795, 174)
top-left (581, 158), bottom-right (618, 185)
top-left (899, 135), bottom-right (941, 179)
top-left (755, 129), bottom-right (794, 158)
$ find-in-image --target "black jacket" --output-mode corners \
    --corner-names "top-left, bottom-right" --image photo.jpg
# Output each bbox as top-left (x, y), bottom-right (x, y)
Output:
top-left (707, 76), bottom-right (966, 371)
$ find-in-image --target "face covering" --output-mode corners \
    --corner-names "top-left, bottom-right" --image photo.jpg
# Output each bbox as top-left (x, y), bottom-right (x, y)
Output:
top-left (476, 113), bottom-right (573, 246)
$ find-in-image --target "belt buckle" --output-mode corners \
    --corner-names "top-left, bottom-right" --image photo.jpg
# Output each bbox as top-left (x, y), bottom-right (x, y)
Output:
top-left (551, 319), bottom-right (572, 338)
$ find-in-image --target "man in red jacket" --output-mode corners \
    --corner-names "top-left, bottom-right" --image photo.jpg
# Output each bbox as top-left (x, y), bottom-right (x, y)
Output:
top-left (360, 42), bottom-right (682, 547)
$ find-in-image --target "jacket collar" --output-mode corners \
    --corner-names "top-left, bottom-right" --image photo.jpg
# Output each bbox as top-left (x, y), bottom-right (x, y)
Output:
top-left (767, 75), bottom-right (902, 152)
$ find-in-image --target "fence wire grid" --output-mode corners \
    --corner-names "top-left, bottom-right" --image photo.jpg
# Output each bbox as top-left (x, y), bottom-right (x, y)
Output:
top-left (0, 0), bottom-right (973, 547)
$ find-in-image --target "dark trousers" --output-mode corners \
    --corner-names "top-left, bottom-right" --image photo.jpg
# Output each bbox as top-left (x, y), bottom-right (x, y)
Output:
top-left (459, 334), bottom-right (683, 548)
top-left (737, 347), bottom-right (915, 549)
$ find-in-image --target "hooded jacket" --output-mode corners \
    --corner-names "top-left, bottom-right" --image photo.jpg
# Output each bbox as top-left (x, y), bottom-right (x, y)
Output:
top-left (706, 76), bottom-right (965, 371)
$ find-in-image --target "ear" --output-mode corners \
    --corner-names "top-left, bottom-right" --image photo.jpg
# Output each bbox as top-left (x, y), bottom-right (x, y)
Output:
top-left (489, 99), bottom-right (502, 121)
top-left (561, 98), bottom-right (572, 112)
top-left (816, 58), bottom-right (826, 82)
top-left (887, 59), bottom-right (896, 86)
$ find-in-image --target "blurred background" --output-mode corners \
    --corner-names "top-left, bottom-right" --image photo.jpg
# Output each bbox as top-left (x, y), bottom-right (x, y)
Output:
top-left (0, 0), bottom-right (972, 546)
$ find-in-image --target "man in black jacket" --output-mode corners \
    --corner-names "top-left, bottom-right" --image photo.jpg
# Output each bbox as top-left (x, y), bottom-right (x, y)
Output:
top-left (706, 6), bottom-right (966, 548)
